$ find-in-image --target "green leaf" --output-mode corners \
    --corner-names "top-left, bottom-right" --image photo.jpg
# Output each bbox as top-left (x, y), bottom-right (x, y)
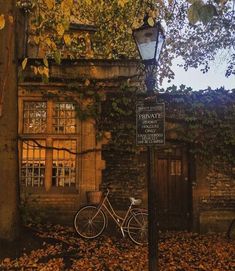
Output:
top-left (187, 4), bottom-right (200, 24)
top-left (54, 51), bottom-right (61, 64)
top-left (199, 4), bottom-right (217, 24)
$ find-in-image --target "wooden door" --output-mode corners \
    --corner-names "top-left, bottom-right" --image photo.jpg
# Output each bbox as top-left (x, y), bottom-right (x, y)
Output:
top-left (155, 148), bottom-right (191, 230)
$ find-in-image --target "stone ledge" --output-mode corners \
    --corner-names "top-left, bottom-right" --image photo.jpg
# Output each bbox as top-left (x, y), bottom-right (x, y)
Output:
top-left (200, 210), bottom-right (235, 233)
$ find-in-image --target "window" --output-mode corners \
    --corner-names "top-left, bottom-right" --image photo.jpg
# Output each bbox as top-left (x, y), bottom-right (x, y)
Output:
top-left (21, 140), bottom-right (46, 187)
top-left (52, 140), bottom-right (76, 187)
top-left (20, 100), bottom-right (78, 190)
top-left (52, 102), bottom-right (76, 134)
top-left (23, 102), bottom-right (47, 133)
top-left (170, 160), bottom-right (182, 176)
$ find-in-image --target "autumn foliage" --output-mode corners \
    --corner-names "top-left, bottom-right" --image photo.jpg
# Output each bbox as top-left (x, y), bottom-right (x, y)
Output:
top-left (0, 224), bottom-right (234, 271)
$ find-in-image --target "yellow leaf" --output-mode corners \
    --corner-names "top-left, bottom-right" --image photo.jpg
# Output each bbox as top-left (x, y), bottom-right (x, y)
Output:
top-left (56, 24), bottom-right (65, 36)
top-left (38, 66), bottom-right (44, 75)
top-left (32, 66), bottom-right (38, 75)
top-left (61, 0), bottom-right (72, 16)
top-left (118, 0), bottom-right (129, 8)
top-left (84, 0), bottom-right (92, 4)
top-left (43, 57), bottom-right (49, 67)
top-left (34, 36), bottom-right (40, 45)
top-left (44, 0), bottom-right (55, 10)
top-left (0, 14), bottom-right (5, 30)
top-left (62, 0), bottom-right (73, 8)
top-left (147, 17), bottom-right (155, 27)
top-left (43, 67), bottom-right (49, 77)
top-left (84, 79), bottom-right (90, 86)
top-left (22, 58), bottom-right (28, 70)
top-left (45, 37), bottom-right (51, 47)
top-left (63, 34), bottom-right (71, 46)
top-left (50, 41), bottom-right (57, 50)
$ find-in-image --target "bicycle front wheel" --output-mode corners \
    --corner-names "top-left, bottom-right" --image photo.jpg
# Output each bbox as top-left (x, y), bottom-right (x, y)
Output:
top-left (74, 205), bottom-right (106, 239)
top-left (127, 211), bottom-right (148, 245)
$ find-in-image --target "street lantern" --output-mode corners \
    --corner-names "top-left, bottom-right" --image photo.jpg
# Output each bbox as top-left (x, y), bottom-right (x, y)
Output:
top-left (133, 17), bottom-right (165, 94)
top-left (133, 15), bottom-right (165, 271)
top-left (133, 17), bottom-right (165, 66)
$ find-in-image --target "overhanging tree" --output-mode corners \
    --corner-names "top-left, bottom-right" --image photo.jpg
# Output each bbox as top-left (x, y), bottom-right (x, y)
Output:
top-left (15, 0), bottom-right (235, 83)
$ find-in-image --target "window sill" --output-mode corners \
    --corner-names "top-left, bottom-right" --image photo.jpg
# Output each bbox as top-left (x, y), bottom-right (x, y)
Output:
top-left (20, 186), bottom-right (78, 194)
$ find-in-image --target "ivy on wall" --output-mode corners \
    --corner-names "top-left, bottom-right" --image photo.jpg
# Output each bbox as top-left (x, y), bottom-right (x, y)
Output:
top-left (101, 85), bottom-right (235, 166)
top-left (42, 83), bottom-right (235, 167)
top-left (160, 86), bottom-right (235, 165)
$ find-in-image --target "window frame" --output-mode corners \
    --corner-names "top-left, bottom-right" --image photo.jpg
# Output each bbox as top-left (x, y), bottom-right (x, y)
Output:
top-left (19, 97), bottom-right (81, 193)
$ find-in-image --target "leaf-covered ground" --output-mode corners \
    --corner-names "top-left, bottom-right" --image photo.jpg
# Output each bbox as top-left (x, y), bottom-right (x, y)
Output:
top-left (0, 224), bottom-right (234, 271)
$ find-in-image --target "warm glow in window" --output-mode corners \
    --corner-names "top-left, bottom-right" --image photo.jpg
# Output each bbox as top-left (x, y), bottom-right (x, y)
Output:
top-left (52, 140), bottom-right (76, 187)
top-left (21, 141), bottom-right (46, 187)
top-left (170, 160), bottom-right (182, 176)
top-left (23, 102), bottom-right (47, 133)
top-left (52, 103), bottom-right (76, 134)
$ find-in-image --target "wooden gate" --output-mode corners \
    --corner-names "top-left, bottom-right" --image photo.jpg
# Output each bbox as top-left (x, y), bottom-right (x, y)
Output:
top-left (155, 148), bottom-right (191, 230)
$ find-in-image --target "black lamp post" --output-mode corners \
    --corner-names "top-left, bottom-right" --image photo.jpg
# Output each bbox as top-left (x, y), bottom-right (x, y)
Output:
top-left (133, 16), bottom-right (165, 271)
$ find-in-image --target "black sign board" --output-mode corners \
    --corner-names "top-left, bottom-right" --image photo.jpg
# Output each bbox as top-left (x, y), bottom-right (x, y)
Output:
top-left (136, 101), bottom-right (165, 145)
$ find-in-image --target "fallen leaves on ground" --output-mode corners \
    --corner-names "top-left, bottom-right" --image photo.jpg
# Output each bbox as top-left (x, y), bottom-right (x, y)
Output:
top-left (0, 224), bottom-right (234, 271)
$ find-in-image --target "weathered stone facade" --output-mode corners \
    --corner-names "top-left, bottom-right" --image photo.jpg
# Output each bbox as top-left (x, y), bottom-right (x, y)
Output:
top-left (18, 61), bottom-right (234, 233)
top-left (193, 166), bottom-right (235, 233)
top-left (18, 60), bottom-right (144, 224)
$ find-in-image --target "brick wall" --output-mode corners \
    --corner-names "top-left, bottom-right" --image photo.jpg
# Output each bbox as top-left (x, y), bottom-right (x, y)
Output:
top-left (102, 146), bottom-right (146, 209)
top-left (195, 167), bottom-right (235, 233)
top-left (200, 170), bottom-right (235, 210)
top-left (20, 192), bottom-right (80, 225)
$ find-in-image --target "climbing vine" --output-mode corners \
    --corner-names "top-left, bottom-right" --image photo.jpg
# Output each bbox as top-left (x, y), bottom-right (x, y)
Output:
top-left (34, 80), bottom-right (235, 171)
top-left (159, 86), bottom-right (235, 165)
top-left (102, 85), bottom-right (235, 165)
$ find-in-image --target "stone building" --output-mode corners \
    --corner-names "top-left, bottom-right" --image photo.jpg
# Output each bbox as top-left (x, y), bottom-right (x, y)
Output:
top-left (17, 15), bottom-right (235, 233)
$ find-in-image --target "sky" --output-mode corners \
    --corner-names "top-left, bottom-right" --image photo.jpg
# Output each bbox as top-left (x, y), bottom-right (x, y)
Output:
top-left (161, 53), bottom-right (235, 91)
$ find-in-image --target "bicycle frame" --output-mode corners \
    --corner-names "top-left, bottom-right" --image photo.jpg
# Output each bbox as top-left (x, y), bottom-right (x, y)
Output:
top-left (97, 189), bottom-right (139, 237)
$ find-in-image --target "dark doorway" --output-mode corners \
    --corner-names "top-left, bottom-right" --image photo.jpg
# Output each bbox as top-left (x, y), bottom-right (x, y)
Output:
top-left (155, 147), bottom-right (191, 230)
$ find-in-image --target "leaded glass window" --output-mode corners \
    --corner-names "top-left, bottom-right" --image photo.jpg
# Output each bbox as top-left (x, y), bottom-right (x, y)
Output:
top-left (52, 140), bottom-right (76, 187)
top-left (21, 140), bottom-right (46, 187)
top-left (52, 102), bottom-right (76, 134)
top-left (23, 102), bottom-right (47, 133)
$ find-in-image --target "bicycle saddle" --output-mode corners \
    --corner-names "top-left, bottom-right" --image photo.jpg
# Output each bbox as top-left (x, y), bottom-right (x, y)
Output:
top-left (129, 197), bottom-right (142, 206)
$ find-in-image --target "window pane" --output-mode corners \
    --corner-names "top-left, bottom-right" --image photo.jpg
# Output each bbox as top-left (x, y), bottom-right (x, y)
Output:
top-left (21, 140), bottom-right (46, 187)
top-left (23, 102), bottom-right (47, 133)
top-left (52, 140), bottom-right (76, 187)
top-left (52, 102), bottom-right (76, 134)
top-left (170, 160), bottom-right (182, 176)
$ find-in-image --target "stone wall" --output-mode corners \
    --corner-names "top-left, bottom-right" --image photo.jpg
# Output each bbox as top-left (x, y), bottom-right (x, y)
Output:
top-left (194, 166), bottom-right (235, 233)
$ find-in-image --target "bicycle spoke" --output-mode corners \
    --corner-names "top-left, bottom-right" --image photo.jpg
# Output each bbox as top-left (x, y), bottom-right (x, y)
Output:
top-left (74, 205), bottom-right (106, 239)
top-left (127, 212), bottom-right (148, 245)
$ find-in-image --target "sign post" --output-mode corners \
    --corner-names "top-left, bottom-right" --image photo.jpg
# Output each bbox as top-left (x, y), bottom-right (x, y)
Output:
top-left (136, 101), bottom-right (165, 145)
top-left (136, 99), bottom-right (165, 271)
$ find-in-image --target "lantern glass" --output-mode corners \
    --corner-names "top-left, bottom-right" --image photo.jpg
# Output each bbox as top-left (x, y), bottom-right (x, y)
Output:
top-left (133, 22), bottom-right (165, 63)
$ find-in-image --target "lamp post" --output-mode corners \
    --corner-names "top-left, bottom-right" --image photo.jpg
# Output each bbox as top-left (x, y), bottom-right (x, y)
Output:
top-left (133, 15), bottom-right (165, 271)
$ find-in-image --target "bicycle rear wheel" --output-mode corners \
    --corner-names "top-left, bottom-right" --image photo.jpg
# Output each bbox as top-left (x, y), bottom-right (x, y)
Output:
top-left (127, 211), bottom-right (148, 245)
top-left (74, 205), bottom-right (106, 239)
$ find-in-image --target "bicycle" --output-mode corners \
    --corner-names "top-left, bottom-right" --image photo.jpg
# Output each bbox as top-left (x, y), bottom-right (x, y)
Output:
top-left (73, 188), bottom-right (148, 245)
